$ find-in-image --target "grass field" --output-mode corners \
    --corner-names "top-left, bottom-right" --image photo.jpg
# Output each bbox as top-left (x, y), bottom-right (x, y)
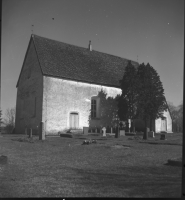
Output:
top-left (0, 132), bottom-right (182, 197)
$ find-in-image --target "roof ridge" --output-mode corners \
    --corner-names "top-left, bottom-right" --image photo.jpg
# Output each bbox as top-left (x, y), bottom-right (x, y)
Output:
top-left (32, 34), bottom-right (138, 63)
top-left (91, 49), bottom-right (138, 63)
top-left (27, 34), bottom-right (140, 88)
top-left (32, 34), bottom-right (88, 50)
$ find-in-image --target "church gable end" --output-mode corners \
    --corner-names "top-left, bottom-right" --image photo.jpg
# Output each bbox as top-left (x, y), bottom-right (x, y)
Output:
top-left (15, 37), bottom-right (43, 134)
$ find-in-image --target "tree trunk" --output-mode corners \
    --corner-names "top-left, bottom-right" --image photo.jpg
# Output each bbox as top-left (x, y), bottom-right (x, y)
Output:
top-left (150, 118), bottom-right (153, 131)
top-left (143, 118), bottom-right (148, 140)
top-left (132, 119), bottom-right (135, 133)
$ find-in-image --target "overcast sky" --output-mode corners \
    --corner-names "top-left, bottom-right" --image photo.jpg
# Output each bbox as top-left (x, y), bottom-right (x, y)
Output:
top-left (2, 0), bottom-right (184, 115)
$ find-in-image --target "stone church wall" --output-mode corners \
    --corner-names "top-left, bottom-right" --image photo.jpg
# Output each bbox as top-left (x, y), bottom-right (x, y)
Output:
top-left (15, 40), bottom-right (43, 134)
top-left (42, 77), bottom-right (121, 135)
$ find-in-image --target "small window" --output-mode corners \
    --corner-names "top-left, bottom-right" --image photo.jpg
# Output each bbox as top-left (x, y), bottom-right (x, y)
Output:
top-left (91, 99), bottom-right (97, 118)
top-left (70, 112), bottom-right (79, 129)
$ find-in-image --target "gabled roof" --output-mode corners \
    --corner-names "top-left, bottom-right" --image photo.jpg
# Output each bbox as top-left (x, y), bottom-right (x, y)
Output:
top-left (17, 34), bottom-right (139, 88)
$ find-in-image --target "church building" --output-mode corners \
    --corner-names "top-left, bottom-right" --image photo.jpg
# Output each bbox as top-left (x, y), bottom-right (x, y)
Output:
top-left (15, 34), bottom-right (172, 135)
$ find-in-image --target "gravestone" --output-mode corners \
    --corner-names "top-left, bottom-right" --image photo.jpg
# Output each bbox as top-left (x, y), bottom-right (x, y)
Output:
top-left (102, 127), bottom-right (106, 137)
top-left (120, 130), bottom-right (125, 136)
top-left (115, 127), bottom-right (120, 138)
top-left (148, 131), bottom-right (155, 138)
top-left (29, 128), bottom-right (32, 138)
top-left (136, 131), bottom-right (144, 136)
top-left (39, 122), bottom-right (45, 140)
top-left (143, 130), bottom-right (148, 140)
top-left (0, 155), bottom-right (8, 165)
top-left (160, 134), bottom-right (166, 140)
top-left (83, 127), bottom-right (89, 135)
top-left (25, 128), bottom-right (27, 136)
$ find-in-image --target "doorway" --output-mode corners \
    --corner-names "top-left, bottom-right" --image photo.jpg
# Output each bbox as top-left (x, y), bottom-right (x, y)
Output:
top-left (69, 112), bottom-right (79, 129)
top-left (161, 117), bottom-right (167, 131)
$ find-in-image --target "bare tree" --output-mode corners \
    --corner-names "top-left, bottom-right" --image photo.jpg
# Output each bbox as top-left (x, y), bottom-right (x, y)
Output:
top-left (168, 101), bottom-right (183, 132)
top-left (176, 102), bottom-right (183, 132)
top-left (0, 110), bottom-right (2, 134)
top-left (3, 107), bottom-right (16, 134)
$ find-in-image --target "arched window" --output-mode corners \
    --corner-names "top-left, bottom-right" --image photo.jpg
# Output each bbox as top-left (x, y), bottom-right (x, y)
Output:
top-left (70, 112), bottom-right (79, 129)
top-left (91, 96), bottom-right (100, 119)
top-left (91, 99), bottom-right (97, 118)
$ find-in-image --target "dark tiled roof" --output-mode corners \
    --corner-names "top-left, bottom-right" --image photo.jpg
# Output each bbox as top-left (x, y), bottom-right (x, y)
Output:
top-left (32, 34), bottom-right (139, 88)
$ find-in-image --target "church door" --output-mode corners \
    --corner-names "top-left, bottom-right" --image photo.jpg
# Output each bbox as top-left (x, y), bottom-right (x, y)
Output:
top-left (161, 118), bottom-right (167, 132)
top-left (70, 113), bottom-right (79, 129)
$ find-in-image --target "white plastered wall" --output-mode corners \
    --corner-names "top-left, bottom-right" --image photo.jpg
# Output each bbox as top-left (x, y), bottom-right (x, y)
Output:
top-left (42, 76), bottom-right (121, 135)
top-left (155, 109), bottom-right (172, 133)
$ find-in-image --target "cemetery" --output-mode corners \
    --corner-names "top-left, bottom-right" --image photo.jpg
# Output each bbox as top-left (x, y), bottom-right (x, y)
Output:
top-left (0, 130), bottom-right (182, 198)
top-left (2, 0), bottom-right (183, 197)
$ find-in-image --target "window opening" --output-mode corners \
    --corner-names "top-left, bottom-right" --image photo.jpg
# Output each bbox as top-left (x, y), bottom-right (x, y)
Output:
top-left (91, 99), bottom-right (97, 118)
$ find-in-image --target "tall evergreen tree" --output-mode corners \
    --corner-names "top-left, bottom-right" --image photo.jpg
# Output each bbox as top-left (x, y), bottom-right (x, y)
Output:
top-left (136, 63), bottom-right (167, 139)
top-left (117, 60), bottom-right (138, 131)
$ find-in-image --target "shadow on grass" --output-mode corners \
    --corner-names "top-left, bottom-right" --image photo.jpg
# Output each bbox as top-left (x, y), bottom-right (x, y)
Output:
top-left (11, 137), bottom-right (35, 143)
top-left (139, 141), bottom-right (182, 146)
top-left (75, 137), bottom-right (88, 140)
top-left (11, 137), bottom-right (47, 143)
top-left (164, 158), bottom-right (182, 167)
top-left (2, 134), bottom-right (26, 137)
top-left (88, 133), bottom-right (100, 136)
top-left (164, 162), bottom-right (182, 167)
top-left (122, 144), bottom-right (131, 147)
top-left (95, 138), bottom-right (108, 140)
top-left (65, 165), bottom-right (181, 197)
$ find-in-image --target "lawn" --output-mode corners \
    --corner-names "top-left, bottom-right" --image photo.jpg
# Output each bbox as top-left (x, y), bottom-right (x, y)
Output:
top-left (0, 132), bottom-right (182, 197)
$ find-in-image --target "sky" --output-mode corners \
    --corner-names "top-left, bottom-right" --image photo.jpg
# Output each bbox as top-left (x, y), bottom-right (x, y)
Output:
top-left (1, 0), bottom-right (184, 115)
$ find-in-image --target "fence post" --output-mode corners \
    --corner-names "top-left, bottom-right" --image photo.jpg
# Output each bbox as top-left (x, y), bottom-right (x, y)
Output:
top-left (39, 122), bottom-right (45, 140)
top-left (115, 126), bottom-right (120, 138)
top-left (29, 128), bottom-right (32, 138)
top-left (25, 128), bottom-right (27, 136)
